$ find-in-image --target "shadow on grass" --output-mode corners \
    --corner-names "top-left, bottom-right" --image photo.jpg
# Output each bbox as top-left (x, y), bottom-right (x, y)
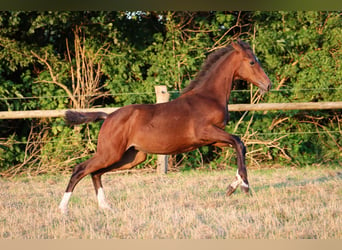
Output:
top-left (252, 170), bottom-right (342, 193)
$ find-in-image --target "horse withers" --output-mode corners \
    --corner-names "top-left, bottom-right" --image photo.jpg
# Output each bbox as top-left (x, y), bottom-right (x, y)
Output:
top-left (59, 40), bottom-right (272, 214)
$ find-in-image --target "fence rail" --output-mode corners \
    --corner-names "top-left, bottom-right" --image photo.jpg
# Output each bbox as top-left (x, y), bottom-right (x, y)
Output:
top-left (1, 101), bottom-right (342, 120)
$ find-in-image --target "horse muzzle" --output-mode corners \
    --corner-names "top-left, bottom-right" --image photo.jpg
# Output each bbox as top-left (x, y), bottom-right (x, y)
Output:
top-left (258, 80), bottom-right (272, 94)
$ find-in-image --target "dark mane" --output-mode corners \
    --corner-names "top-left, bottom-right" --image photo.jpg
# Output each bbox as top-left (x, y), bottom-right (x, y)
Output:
top-left (182, 45), bottom-right (235, 94)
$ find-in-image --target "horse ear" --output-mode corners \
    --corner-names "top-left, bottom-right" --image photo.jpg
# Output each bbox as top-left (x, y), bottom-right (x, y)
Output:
top-left (231, 41), bottom-right (243, 52)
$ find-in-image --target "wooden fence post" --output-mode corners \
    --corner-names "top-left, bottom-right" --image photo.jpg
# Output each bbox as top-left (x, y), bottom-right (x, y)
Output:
top-left (154, 85), bottom-right (170, 174)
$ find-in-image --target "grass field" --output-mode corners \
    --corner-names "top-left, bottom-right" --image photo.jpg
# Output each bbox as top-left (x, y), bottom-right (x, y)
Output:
top-left (0, 166), bottom-right (341, 239)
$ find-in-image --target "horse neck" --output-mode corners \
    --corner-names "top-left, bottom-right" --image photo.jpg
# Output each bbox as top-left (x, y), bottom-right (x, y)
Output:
top-left (194, 53), bottom-right (238, 105)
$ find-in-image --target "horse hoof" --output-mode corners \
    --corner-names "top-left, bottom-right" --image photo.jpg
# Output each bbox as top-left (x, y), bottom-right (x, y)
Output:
top-left (240, 185), bottom-right (249, 194)
top-left (99, 203), bottom-right (113, 212)
top-left (58, 206), bottom-right (69, 216)
top-left (226, 185), bottom-right (237, 196)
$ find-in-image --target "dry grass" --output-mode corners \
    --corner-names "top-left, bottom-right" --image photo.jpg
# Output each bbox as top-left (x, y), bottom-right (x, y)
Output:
top-left (0, 166), bottom-right (341, 239)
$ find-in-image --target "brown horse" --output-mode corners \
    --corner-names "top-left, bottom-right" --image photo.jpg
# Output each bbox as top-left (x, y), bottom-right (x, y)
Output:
top-left (58, 40), bottom-right (271, 214)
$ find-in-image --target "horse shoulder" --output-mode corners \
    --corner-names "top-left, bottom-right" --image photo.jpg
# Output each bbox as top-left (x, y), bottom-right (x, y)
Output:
top-left (187, 94), bottom-right (228, 127)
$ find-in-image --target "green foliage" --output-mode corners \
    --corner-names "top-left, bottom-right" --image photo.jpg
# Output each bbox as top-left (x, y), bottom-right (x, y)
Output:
top-left (0, 11), bottom-right (341, 176)
top-left (0, 134), bottom-right (26, 171)
top-left (253, 11), bottom-right (342, 102)
top-left (238, 11), bottom-right (342, 167)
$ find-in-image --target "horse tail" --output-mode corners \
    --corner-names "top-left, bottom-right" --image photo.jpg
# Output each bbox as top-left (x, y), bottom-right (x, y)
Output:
top-left (65, 110), bottom-right (108, 125)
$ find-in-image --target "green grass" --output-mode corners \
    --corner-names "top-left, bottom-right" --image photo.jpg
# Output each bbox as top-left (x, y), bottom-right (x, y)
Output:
top-left (0, 166), bottom-right (341, 239)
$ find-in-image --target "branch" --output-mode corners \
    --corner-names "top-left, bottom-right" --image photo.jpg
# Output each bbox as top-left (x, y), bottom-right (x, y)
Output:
top-left (31, 50), bottom-right (79, 108)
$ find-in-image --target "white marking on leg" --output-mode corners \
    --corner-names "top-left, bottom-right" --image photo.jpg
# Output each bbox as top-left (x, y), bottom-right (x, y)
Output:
top-left (228, 170), bottom-right (241, 189)
top-left (236, 169), bottom-right (249, 188)
top-left (240, 181), bottom-right (249, 188)
top-left (58, 192), bottom-right (72, 215)
top-left (230, 178), bottom-right (241, 189)
top-left (97, 187), bottom-right (112, 210)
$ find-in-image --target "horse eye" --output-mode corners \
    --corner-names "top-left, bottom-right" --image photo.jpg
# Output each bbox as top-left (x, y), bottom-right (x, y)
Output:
top-left (250, 61), bottom-right (255, 66)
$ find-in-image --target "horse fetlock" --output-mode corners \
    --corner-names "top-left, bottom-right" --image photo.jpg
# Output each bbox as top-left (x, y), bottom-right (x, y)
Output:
top-left (236, 169), bottom-right (249, 188)
top-left (226, 170), bottom-right (250, 196)
top-left (58, 192), bottom-right (72, 215)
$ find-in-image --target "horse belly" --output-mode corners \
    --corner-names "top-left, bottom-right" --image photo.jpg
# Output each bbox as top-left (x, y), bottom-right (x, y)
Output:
top-left (130, 117), bottom-right (202, 154)
top-left (133, 135), bottom-right (202, 155)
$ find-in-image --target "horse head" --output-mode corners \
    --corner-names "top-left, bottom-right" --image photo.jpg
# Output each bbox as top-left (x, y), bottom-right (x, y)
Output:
top-left (232, 40), bottom-right (272, 94)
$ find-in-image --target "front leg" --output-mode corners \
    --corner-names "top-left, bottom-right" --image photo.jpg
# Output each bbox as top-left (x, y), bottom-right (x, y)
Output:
top-left (208, 128), bottom-right (249, 196)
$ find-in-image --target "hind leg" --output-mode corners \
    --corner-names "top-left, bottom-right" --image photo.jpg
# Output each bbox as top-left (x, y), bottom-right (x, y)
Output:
top-left (58, 151), bottom-right (124, 215)
top-left (91, 148), bottom-right (147, 210)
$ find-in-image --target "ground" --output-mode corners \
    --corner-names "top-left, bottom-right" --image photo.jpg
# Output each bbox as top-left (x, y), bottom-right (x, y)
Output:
top-left (0, 165), bottom-right (341, 239)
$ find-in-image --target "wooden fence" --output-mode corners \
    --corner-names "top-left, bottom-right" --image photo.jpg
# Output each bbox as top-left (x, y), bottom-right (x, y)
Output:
top-left (1, 101), bottom-right (342, 120)
top-left (1, 86), bottom-right (342, 174)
